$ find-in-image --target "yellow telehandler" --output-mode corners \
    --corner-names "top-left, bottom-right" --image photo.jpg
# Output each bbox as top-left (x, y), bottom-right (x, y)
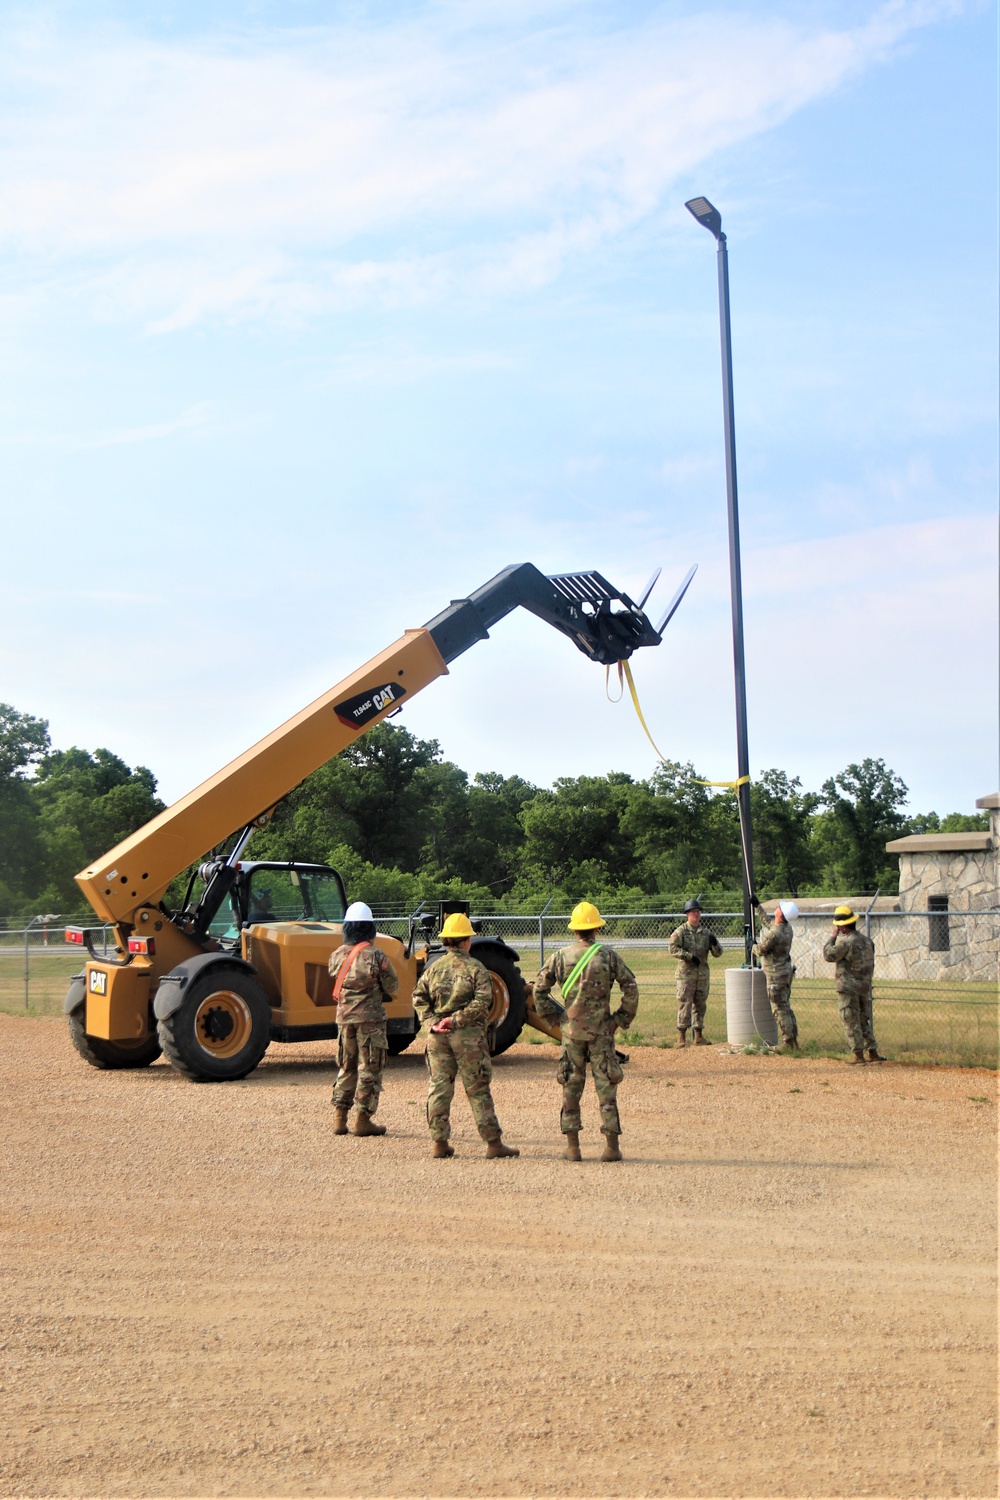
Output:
top-left (63, 562), bottom-right (691, 1081)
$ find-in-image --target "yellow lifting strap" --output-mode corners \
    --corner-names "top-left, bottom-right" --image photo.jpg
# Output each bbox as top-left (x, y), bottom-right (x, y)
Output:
top-left (606, 661), bottom-right (750, 792)
top-left (606, 660), bottom-right (670, 762)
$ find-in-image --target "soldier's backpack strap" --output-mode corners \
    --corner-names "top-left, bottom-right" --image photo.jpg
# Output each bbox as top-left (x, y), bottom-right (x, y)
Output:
top-left (561, 943), bottom-right (602, 1000)
top-left (332, 942), bottom-right (369, 1001)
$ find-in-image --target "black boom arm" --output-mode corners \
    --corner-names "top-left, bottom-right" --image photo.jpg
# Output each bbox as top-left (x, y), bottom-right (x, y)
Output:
top-left (424, 563), bottom-right (665, 667)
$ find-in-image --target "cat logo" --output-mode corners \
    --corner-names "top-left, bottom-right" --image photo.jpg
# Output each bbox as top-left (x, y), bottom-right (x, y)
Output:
top-left (333, 681), bottom-right (407, 729)
top-left (88, 969), bottom-right (108, 996)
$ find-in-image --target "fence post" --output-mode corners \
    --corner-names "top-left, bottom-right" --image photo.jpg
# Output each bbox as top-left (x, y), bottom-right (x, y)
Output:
top-left (865, 888), bottom-right (880, 941)
top-left (538, 896), bottom-right (555, 970)
top-left (24, 926), bottom-right (30, 1013)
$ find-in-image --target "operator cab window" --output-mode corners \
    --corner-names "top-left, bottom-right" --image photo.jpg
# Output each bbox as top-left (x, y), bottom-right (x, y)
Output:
top-left (243, 868), bottom-right (346, 926)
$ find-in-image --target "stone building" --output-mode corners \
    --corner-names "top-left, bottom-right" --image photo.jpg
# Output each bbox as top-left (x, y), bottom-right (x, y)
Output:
top-left (875, 792), bottom-right (999, 983)
top-left (757, 794), bottom-right (999, 984)
top-left (886, 792), bottom-right (998, 914)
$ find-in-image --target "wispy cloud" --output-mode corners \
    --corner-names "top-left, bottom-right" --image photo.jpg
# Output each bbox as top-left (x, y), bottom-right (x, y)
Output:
top-left (0, 401), bottom-right (224, 449)
top-left (0, 2), bottom-right (959, 327)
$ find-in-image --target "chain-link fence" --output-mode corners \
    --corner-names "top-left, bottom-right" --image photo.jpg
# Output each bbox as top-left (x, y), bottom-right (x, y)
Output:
top-left (4, 909), bottom-right (996, 1067)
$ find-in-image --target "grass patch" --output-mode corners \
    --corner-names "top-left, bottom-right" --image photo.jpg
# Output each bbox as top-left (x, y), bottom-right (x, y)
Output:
top-left (6, 938), bottom-right (995, 1069)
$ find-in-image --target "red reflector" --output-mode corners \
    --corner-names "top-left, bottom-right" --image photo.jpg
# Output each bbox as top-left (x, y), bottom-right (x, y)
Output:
top-left (127, 937), bottom-right (155, 956)
top-left (65, 928), bottom-right (84, 945)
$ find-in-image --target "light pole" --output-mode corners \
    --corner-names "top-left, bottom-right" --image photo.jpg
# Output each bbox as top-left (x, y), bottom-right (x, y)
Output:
top-left (685, 195), bottom-right (756, 963)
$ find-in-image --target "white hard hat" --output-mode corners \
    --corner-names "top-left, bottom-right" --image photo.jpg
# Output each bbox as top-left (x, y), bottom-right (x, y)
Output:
top-left (778, 900), bottom-right (799, 921)
top-left (344, 901), bottom-right (373, 923)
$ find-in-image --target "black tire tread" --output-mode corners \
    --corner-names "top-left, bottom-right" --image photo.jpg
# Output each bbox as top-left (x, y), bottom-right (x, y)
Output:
top-left (478, 947), bottom-right (527, 1056)
top-left (67, 1005), bottom-right (162, 1070)
top-left (157, 966), bottom-right (271, 1082)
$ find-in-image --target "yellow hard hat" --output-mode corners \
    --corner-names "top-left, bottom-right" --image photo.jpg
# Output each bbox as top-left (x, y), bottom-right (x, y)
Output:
top-left (833, 905), bottom-right (858, 927)
top-left (440, 912), bottom-right (475, 939)
top-left (568, 900), bottom-right (606, 931)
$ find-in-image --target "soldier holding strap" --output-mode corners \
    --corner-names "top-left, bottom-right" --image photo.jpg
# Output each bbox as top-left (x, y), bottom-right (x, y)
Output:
top-left (412, 913), bottom-right (519, 1160)
top-left (754, 900), bottom-right (800, 1051)
top-left (329, 901), bottom-right (398, 1136)
top-left (532, 901), bottom-right (638, 1163)
top-left (823, 905), bottom-right (886, 1064)
top-left (669, 896), bottom-right (722, 1046)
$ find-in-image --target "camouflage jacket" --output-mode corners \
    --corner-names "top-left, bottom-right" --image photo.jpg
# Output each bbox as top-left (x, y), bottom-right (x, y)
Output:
top-left (669, 922), bottom-right (723, 965)
top-left (412, 949), bottom-right (493, 1033)
top-left (754, 918), bottom-right (794, 978)
top-left (533, 939), bottom-right (638, 1044)
top-left (822, 928), bottom-right (875, 997)
top-left (328, 940), bottom-right (399, 1025)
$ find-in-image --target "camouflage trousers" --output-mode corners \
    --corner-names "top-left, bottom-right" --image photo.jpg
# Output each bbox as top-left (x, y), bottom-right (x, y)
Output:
top-left (838, 989), bottom-right (877, 1054)
top-left (676, 965), bottom-right (710, 1029)
top-left (766, 973), bottom-right (798, 1044)
top-left (332, 1022), bottom-right (386, 1115)
top-left (557, 1037), bottom-right (624, 1137)
top-left (425, 1028), bottom-right (501, 1143)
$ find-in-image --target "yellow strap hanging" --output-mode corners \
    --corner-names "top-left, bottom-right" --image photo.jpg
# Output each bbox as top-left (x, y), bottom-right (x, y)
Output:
top-left (610, 659), bottom-right (750, 792)
top-left (621, 659), bottom-right (671, 762)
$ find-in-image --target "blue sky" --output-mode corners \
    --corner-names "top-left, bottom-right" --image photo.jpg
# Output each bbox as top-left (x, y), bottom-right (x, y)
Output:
top-left (0, 0), bottom-right (996, 818)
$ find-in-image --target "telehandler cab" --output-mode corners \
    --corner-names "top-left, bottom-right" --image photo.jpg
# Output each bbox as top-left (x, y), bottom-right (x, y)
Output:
top-left (63, 562), bottom-right (692, 1082)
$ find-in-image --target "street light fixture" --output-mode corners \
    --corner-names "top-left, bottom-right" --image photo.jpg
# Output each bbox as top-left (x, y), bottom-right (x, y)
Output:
top-left (685, 196), bottom-right (756, 964)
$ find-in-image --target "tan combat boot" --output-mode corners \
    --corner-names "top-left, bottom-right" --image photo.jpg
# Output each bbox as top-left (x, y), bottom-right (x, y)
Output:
top-left (849, 1049), bottom-right (866, 1065)
top-left (676, 1028), bottom-right (687, 1047)
top-left (353, 1111), bottom-right (386, 1137)
top-left (332, 1107), bottom-right (349, 1134)
top-left (563, 1130), bottom-right (582, 1162)
top-left (432, 1139), bottom-right (455, 1158)
top-left (486, 1137), bottom-right (520, 1159)
top-left (694, 1028), bottom-right (711, 1045)
top-left (600, 1133), bottom-right (623, 1162)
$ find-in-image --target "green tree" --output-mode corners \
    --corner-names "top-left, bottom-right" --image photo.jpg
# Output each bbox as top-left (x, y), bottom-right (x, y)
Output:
top-left (517, 773), bottom-right (638, 892)
top-left (252, 723), bottom-right (446, 870)
top-left (815, 758), bottom-right (909, 893)
top-left (621, 761), bottom-right (741, 892)
top-left (750, 769), bottom-right (819, 895)
top-left (440, 771), bottom-right (538, 895)
top-left (0, 705), bottom-right (51, 912)
top-left (30, 748), bottom-right (165, 909)
top-left (903, 810), bottom-right (989, 835)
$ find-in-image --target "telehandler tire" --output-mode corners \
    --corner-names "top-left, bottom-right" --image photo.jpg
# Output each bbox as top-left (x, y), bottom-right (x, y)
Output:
top-left (157, 967), bottom-right (272, 1082)
top-left (67, 984), bottom-right (164, 1068)
top-left (386, 1032), bottom-right (416, 1057)
top-left (479, 948), bottom-right (527, 1057)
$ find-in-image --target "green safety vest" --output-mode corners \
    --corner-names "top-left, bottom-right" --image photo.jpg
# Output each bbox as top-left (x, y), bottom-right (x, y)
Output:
top-left (562, 943), bottom-right (602, 1000)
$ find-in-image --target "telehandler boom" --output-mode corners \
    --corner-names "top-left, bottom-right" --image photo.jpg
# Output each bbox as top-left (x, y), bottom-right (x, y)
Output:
top-left (63, 563), bottom-right (688, 1081)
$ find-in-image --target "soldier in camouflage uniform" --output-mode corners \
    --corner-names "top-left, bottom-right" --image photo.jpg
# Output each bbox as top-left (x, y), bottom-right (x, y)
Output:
top-left (669, 897), bottom-right (722, 1045)
top-left (823, 905), bottom-right (886, 1064)
top-left (532, 901), bottom-right (638, 1163)
top-left (753, 900), bottom-right (800, 1050)
top-left (412, 912), bottom-right (519, 1160)
top-left (329, 901), bottom-right (399, 1136)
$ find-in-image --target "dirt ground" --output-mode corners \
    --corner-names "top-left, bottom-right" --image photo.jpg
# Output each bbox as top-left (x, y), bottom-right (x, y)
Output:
top-left (1, 1016), bottom-right (996, 1500)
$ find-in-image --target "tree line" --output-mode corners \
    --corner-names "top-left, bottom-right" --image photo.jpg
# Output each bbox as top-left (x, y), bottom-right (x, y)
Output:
top-left (0, 702), bottom-right (986, 921)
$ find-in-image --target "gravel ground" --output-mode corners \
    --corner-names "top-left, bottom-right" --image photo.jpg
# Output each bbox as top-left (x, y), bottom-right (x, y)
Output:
top-left (1, 1015), bottom-right (996, 1499)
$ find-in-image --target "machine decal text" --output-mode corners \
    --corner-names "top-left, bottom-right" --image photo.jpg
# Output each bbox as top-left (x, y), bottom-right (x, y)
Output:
top-left (333, 682), bottom-right (407, 729)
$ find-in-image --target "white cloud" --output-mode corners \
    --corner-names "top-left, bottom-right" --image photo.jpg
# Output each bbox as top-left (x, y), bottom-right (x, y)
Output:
top-left (0, 2), bottom-right (959, 326)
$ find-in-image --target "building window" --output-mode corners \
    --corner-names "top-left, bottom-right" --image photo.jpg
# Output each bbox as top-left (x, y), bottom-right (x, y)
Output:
top-left (928, 894), bottom-right (950, 952)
